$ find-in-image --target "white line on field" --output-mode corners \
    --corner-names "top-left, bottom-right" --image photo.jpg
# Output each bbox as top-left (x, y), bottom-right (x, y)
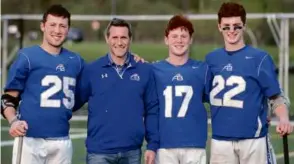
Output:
top-left (276, 151), bottom-right (294, 159)
top-left (1, 133), bottom-right (86, 147)
top-left (1, 127), bottom-right (86, 133)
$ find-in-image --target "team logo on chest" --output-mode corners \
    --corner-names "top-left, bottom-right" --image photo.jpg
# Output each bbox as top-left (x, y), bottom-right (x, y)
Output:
top-left (172, 73), bottom-right (184, 81)
top-left (222, 63), bottom-right (233, 72)
top-left (130, 73), bottom-right (140, 81)
top-left (56, 64), bottom-right (65, 72)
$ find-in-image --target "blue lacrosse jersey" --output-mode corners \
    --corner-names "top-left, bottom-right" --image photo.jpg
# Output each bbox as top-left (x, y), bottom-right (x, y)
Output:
top-left (205, 45), bottom-right (281, 140)
top-left (153, 59), bottom-right (211, 148)
top-left (5, 45), bottom-right (84, 138)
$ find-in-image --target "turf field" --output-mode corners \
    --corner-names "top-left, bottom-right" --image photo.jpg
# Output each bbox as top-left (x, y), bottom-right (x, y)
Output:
top-left (1, 42), bottom-right (294, 164)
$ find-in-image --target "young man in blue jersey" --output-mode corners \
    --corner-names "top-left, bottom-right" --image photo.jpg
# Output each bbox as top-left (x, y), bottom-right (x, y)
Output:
top-left (1, 4), bottom-right (84, 164)
top-left (206, 2), bottom-right (293, 164)
top-left (74, 18), bottom-right (159, 164)
top-left (153, 15), bottom-right (211, 164)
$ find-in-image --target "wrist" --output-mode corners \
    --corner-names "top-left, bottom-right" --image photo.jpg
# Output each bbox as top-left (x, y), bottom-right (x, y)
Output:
top-left (9, 116), bottom-right (19, 125)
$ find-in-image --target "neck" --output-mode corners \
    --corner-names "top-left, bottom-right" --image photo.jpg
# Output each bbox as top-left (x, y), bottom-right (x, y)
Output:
top-left (40, 41), bottom-right (61, 55)
top-left (167, 53), bottom-right (189, 66)
top-left (224, 39), bottom-right (246, 52)
top-left (109, 53), bottom-right (128, 66)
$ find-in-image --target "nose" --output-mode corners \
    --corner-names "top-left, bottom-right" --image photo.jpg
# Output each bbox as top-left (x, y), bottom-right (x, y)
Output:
top-left (117, 38), bottom-right (123, 45)
top-left (53, 26), bottom-right (61, 34)
top-left (176, 36), bottom-right (183, 43)
top-left (229, 26), bottom-right (235, 33)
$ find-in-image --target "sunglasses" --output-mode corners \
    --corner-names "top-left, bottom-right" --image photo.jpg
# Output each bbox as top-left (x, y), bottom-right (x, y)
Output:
top-left (222, 26), bottom-right (243, 31)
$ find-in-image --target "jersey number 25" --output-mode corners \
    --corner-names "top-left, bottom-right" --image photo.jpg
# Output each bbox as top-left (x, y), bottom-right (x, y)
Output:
top-left (40, 75), bottom-right (76, 109)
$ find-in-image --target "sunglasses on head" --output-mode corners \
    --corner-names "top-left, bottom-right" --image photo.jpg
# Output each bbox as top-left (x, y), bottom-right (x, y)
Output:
top-left (222, 26), bottom-right (243, 31)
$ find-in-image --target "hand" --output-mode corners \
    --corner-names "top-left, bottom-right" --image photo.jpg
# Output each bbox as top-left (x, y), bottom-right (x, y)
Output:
top-left (9, 120), bottom-right (28, 137)
top-left (267, 117), bottom-right (271, 125)
top-left (133, 53), bottom-right (148, 63)
top-left (144, 150), bottom-right (156, 164)
top-left (276, 118), bottom-right (293, 137)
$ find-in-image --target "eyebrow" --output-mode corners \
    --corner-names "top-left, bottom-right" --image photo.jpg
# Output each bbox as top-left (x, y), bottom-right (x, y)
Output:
top-left (223, 23), bottom-right (242, 26)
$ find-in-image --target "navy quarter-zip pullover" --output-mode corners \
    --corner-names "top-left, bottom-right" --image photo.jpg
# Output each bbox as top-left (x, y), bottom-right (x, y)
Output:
top-left (74, 53), bottom-right (159, 154)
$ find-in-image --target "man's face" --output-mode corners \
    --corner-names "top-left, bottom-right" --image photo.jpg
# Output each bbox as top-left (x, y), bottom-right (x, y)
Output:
top-left (218, 17), bottom-right (245, 45)
top-left (41, 14), bottom-right (69, 48)
top-left (165, 27), bottom-right (192, 57)
top-left (105, 26), bottom-right (131, 58)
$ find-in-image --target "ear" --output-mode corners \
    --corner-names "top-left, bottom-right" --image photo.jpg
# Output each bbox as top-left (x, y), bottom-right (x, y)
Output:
top-left (164, 36), bottom-right (168, 46)
top-left (218, 23), bottom-right (222, 32)
top-left (40, 22), bottom-right (45, 32)
top-left (243, 24), bottom-right (247, 31)
top-left (105, 34), bottom-right (109, 44)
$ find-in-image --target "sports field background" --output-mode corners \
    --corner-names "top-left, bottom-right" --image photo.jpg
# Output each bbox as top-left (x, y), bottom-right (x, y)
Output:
top-left (1, 42), bottom-right (294, 164)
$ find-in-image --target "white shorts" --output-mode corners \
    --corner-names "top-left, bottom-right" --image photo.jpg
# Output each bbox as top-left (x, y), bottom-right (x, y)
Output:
top-left (156, 148), bottom-right (206, 164)
top-left (12, 136), bottom-right (72, 164)
top-left (210, 136), bottom-right (276, 164)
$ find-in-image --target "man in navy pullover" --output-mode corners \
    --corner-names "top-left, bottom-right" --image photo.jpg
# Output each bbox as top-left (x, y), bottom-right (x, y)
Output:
top-left (74, 18), bottom-right (159, 164)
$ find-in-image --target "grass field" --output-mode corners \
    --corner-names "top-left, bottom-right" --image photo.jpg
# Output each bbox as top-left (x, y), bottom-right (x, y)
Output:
top-left (1, 42), bottom-right (294, 164)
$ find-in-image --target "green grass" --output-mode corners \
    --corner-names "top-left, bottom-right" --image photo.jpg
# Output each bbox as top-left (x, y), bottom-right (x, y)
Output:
top-left (1, 119), bottom-right (294, 164)
top-left (1, 42), bottom-right (294, 164)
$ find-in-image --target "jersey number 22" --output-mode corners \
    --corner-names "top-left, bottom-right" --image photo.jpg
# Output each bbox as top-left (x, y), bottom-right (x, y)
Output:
top-left (210, 75), bottom-right (246, 108)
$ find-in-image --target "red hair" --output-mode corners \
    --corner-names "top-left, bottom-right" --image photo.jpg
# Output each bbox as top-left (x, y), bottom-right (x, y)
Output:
top-left (165, 15), bottom-right (194, 37)
top-left (218, 2), bottom-right (246, 24)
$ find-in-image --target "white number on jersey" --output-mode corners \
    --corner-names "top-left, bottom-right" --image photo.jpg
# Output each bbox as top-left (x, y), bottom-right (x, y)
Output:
top-left (40, 75), bottom-right (76, 109)
top-left (163, 85), bottom-right (193, 118)
top-left (210, 75), bottom-right (246, 108)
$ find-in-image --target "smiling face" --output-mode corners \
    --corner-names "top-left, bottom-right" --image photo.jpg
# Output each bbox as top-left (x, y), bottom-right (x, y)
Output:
top-left (218, 17), bottom-right (245, 46)
top-left (105, 26), bottom-right (131, 58)
top-left (41, 14), bottom-right (69, 48)
top-left (165, 27), bottom-right (192, 57)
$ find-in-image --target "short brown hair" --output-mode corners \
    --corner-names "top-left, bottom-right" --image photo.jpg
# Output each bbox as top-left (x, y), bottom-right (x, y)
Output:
top-left (218, 2), bottom-right (246, 24)
top-left (165, 15), bottom-right (194, 37)
top-left (105, 18), bottom-right (132, 38)
top-left (42, 4), bottom-right (71, 26)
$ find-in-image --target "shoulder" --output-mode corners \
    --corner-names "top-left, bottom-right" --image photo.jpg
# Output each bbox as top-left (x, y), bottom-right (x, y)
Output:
top-left (246, 46), bottom-right (273, 64)
top-left (205, 48), bottom-right (224, 61)
top-left (84, 55), bottom-right (107, 71)
top-left (18, 45), bottom-right (40, 57)
top-left (150, 60), bottom-right (166, 69)
top-left (61, 47), bottom-right (83, 59)
top-left (135, 61), bottom-right (154, 72)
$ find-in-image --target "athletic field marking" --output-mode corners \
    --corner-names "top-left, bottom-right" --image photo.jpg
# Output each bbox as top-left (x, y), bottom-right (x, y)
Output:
top-left (1, 127), bottom-right (86, 133)
top-left (1, 133), bottom-right (86, 147)
top-left (276, 151), bottom-right (294, 159)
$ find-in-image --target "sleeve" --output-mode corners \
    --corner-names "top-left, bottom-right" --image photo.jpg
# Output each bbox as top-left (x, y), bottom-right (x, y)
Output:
top-left (73, 60), bottom-right (91, 112)
top-left (257, 54), bottom-right (281, 97)
top-left (4, 52), bottom-right (30, 92)
top-left (143, 68), bottom-right (159, 152)
top-left (203, 64), bottom-right (212, 103)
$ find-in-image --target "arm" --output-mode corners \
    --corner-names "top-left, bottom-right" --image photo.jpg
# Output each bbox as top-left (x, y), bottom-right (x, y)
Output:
top-left (1, 52), bottom-right (30, 136)
top-left (269, 93), bottom-right (293, 136)
top-left (144, 69), bottom-right (159, 152)
top-left (1, 91), bottom-right (20, 123)
top-left (203, 64), bottom-right (212, 103)
top-left (73, 61), bottom-right (91, 111)
top-left (257, 55), bottom-right (293, 135)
